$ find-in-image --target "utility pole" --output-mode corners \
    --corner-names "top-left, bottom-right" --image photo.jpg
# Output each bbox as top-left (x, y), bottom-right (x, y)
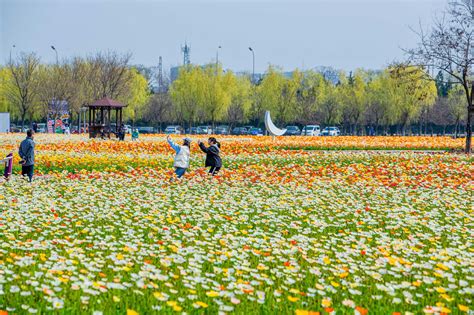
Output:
top-left (181, 42), bottom-right (191, 66)
top-left (158, 56), bottom-right (163, 93)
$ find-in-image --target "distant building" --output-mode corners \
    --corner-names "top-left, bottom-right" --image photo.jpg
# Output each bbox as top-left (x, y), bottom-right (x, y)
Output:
top-left (170, 66), bottom-right (181, 82)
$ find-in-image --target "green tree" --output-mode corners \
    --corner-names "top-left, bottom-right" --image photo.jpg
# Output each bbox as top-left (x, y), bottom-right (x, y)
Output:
top-left (122, 68), bottom-right (150, 126)
top-left (254, 66), bottom-right (286, 124)
top-left (318, 82), bottom-right (342, 126)
top-left (0, 67), bottom-right (13, 115)
top-left (227, 75), bottom-right (252, 128)
top-left (447, 85), bottom-right (468, 138)
top-left (295, 71), bottom-right (327, 125)
top-left (366, 71), bottom-right (399, 134)
top-left (201, 65), bottom-right (234, 128)
top-left (340, 70), bottom-right (368, 134)
top-left (387, 65), bottom-right (437, 135)
top-left (169, 65), bottom-right (205, 128)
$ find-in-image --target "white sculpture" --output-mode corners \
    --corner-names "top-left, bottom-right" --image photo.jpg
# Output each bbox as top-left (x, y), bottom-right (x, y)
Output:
top-left (264, 111), bottom-right (287, 136)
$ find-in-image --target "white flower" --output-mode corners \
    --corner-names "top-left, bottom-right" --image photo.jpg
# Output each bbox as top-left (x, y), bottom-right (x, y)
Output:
top-left (342, 299), bottom-right (355, 308)
top-left (10, 286), bottom-right (20, 293)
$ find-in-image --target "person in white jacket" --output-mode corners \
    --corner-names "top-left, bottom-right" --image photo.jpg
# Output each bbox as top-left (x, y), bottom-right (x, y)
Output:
top-left (167, 135), bottom-right (191, 178)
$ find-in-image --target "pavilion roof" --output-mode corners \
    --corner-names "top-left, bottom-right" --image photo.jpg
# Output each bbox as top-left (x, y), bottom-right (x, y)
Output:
top-left (87, 97), bottom-right (126, 108)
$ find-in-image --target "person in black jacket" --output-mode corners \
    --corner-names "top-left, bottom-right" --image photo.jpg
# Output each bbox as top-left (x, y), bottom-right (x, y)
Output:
top-left (198, 137), bottom-right (222, 175)
top-left (18, 129), bottom-right (35, 182)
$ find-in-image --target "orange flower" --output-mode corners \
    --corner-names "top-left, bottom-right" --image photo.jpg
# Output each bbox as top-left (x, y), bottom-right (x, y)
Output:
top-left (355, 306), bottom-right (368, 315)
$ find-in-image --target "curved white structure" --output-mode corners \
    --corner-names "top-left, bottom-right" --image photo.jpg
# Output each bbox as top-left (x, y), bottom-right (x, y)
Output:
top-left (264, 111), bottom-right (287, 136)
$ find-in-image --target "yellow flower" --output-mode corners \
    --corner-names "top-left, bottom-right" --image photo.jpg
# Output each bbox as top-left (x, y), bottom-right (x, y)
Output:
top-left (127, 310), bottom-right (139, 315)
top-left (195, 301), bottom-right (208, 308)
top-left (436, 263), bottom-right (449, 271)
top-left (440, 307), bottom-right (451, 313)
top-left (441, 294), bottom-right (453, 302)
top-left (435, 287), bottom-right (446, 293)
top-left (206, 291), bottom-right (219, 297)
top-left (323, 257), bottom-right (331, 265)
top-left (288, 296), bottom-right (300, 302)
top-left (322, 298), bottom-right (332, 307)
top-left (458, 305), bottom-right (469, 312)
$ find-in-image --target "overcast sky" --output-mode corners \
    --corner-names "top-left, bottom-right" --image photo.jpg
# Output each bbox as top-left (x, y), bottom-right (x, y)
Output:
top-left (1, 0), bottom-right (447, 73)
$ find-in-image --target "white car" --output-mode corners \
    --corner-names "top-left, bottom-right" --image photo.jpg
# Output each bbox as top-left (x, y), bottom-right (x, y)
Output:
top-left (165, 125), bottom-right (183, 134)
top-left (37, 123), bottom-right (46, 133)
top-left (301, 125), bottom-right (320, 136)
top-left (322, 127), bottom-right (340, 136)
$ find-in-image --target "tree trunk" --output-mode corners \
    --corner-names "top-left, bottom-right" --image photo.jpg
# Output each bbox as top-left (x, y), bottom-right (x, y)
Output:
top-left (466, 106), bottom-right (472, 154)
top-left (455, 119), bottom-right (459, 138)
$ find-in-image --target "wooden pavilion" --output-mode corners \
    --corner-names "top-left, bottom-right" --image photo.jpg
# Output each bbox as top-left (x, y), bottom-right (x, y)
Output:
top-left (86, 97), bottom-right (126, 139)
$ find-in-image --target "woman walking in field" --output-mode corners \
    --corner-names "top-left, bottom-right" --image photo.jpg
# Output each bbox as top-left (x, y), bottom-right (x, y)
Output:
top-left (167, 135), bottom-right (192, 179)
top-left (198, 137), bottom-right (222, 176)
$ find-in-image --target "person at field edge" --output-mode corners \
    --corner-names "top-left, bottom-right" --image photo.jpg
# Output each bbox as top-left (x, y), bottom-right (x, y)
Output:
top-left (132, 128), bottom-right (139, 141)
top-left (198, 137), bottom-right (222, 175)
top-left (119, 124), bottom-right (126, 141)
top-left (167, 135), bottom-right (191, 179)
top-left (18, 129), bottom-right (35, 182)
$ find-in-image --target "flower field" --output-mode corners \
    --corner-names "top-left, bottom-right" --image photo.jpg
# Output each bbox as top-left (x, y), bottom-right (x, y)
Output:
top-left (0, 134), bottom-right (472, 315)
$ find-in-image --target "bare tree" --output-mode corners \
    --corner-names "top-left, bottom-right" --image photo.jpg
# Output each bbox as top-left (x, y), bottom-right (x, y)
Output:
top-left (38, 62), bottom-right (75, 122)
top-left (407, 0), bottom-right (473, 152)
top-left (145, 92), bottom-right (172, 132)
top-left (87, 51), bottom-right (132, 99)
top-left (7, 52), bottom-right (41, 129)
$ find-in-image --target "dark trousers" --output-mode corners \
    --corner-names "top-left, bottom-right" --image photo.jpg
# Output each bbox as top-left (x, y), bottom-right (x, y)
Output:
top-left (209, 166), bottom-right (221, 176)
top-left (21, 165), bottom-right (34, 182)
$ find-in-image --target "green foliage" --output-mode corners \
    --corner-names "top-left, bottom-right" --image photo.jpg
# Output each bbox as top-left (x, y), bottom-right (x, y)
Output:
top-left (387, 65), bottom-right (437, 133)
top-left (123, 68), bottom-right (151, 123)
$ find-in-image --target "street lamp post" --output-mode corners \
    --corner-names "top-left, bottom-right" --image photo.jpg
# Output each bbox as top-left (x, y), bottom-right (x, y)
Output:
top-left (248, 47), bottom-right (255, 83)
top-left (216, 45), bottom-right (222, 75)
top-left (51, 45), bottom-right (58, 64)
top-left (9, 45), bottom-right (16, 63)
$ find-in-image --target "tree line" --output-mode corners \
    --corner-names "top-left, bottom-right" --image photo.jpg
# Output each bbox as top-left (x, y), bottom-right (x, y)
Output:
top-left (0, 56), bottom-right (467, 137)
top-left (0, 51), bottom-right (149, 129)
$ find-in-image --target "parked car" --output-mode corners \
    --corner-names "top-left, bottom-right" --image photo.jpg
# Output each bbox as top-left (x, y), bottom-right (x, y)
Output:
top-left (301, 125), bottom-right (320, 136)
top-left (215, 125), bottom-right (230, 135)
top-left (232, 127), bottom-right (248, 135)
top-left (36, 123), bottom-right (46, 133)
top-left (322, 126), bottom-right (340, 136)
top-left (137, 126), bottom-right (155, 134)
top-left (198, 126), bottom-right (213, 134)
top-left (243, 126), bottom-right (254, 134)
top-left (284, 125), bottom-right (301, 136)
top-left (165, 125), bottom-right (183, 134)
top-left (185, 127), bottom-right (202, 135)
top-left (249, 127), bottom-right (264, 136)
top-left (10, 124), bottom-right (20, 133)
